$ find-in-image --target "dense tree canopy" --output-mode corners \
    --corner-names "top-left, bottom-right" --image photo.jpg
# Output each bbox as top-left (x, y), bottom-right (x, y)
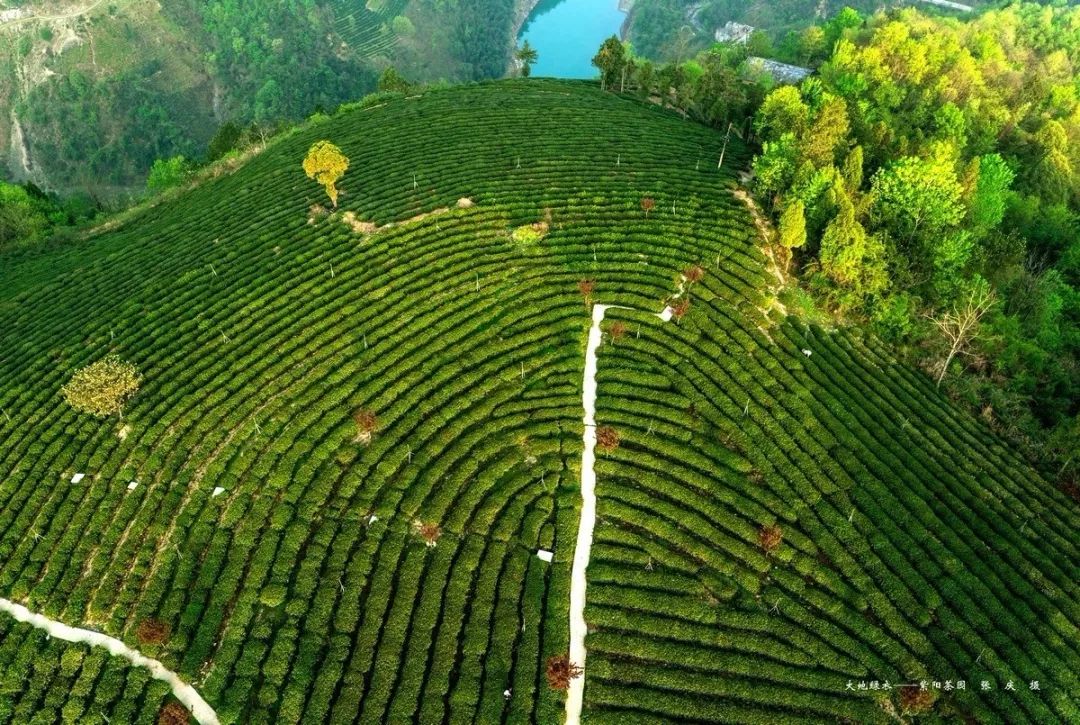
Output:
top-left (751, 3), bottom-right (1080, 470)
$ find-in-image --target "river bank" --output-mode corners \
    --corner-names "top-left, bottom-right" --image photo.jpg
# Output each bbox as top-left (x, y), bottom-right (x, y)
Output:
top-left (507, 0), bottom-right (544, 75)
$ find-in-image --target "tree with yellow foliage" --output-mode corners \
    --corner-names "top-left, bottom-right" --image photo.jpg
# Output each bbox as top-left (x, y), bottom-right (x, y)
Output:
top-left (303, 141), bottom-right (349, 208)
top-left (62, 356), bottom-right (141, 417)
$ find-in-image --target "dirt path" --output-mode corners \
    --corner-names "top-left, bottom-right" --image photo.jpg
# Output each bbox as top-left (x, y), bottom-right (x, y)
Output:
top-left (0, 0), bottom-right (111, 29)
top-left (0, 597), bottom-right (219, 725)
top-left (565, 302), bottom-right (672, 725)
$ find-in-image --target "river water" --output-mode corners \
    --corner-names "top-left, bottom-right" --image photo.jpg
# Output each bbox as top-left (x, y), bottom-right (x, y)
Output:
top-left (518, 0), bottom-right (626, 79)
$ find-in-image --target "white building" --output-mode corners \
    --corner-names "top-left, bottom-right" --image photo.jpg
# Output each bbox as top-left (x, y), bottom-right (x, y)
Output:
top-left (715, 21), bottom-right (755, 44)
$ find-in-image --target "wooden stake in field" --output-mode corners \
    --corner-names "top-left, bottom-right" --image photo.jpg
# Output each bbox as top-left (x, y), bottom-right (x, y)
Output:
top-left (717, 123), bottom-right (733, 169)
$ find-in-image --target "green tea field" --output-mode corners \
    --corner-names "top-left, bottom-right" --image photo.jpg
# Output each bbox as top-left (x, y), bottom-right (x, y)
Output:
top-left (0, 80), bottom-right (1077, 724)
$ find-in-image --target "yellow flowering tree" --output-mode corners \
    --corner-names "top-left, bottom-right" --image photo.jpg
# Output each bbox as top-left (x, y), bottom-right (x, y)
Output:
top-left (62, 356), bottom-right (141, 417)
top-left (303, 140), bottom-right (349, 208)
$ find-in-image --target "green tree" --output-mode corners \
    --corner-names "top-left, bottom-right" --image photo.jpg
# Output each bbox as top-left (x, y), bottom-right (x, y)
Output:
top-left (747, 30), bottom-right (773, 58)
top-left (377, 67), bottom-right (411, 94)
top-left (635, 60), bottom-right (655, 99)
top-left (798, 26), bottom-right (827, 65)
top-left (870, 156), bottom-right (965, 256)
top-left (967, 153), bottom-right (1014, 237)
top-left (779, 200), bottom-right (808, 251)
top-left (0, 182), bottom-right (49, 249)
top-left (1031, 120), bottom-right (1075, 205)
top-left (391, 15), bottom-right (415, 36)
top-left (823, 7), bottom-right (863, 48)
top-left (207, 121), bottom-right (244, 162)
top-left (592, 36), bottom-right (625, 91)
top-left (146, 156), bottom-right (190, 193)
top-left (515, 41), bottom-right (539, 78)
top-left (753, 133), bottom-right (800, 203)
top-left (755, 86), bottom-right (809, 142)
top-left (253, 78), bottom-right (283, 125)
top-left (802, 96), bottom-right (849, 167)
top-left (690, 54), bottom-right (746, 127)
top-left (820, 184), bottom-right (888, 305)
top-left (841, 145), bottom-right (863, 193)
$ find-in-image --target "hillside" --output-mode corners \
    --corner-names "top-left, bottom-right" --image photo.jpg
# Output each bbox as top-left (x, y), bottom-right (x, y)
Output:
top-left (0, 0), bottom-right (517, 194)
top-left (0, 80), bottom-right (1078, 724)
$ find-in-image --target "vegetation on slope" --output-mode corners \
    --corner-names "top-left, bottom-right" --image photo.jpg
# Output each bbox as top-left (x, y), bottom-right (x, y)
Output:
top-left (751, 3), bottom-right (1079, 476)
top-left (0, 0), bottom-right (519, 193)
top-left (624, 0), bottom-right (990, 63)
top-left (0, 79), bottom-right (1077, 724)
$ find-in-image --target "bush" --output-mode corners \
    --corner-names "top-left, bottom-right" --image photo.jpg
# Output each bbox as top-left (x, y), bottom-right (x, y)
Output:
top-left (511, 222), bottom-right (548, 244)
top-left (157, 701), bottom-right (190, 725)
top-left (544, 654), bottom-right (582, 691)
top-left (146, 156), bottom-right (191, 193)
top-left (135, 619), bottom-right (170, 646)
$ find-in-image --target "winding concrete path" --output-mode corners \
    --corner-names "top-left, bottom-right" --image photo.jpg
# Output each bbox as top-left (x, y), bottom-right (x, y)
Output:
top-left (0, 598), bottom-right (219, 725)
top-left (565, 303), bottom-right (671, 725)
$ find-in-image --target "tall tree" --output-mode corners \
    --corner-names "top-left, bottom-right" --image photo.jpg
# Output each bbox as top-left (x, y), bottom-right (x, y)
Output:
top-left (819, 184), bottom-right (888, 305)
top-left (303, 141), bottom-right (349, 209)
top-left (779, 200), bottom-right (808, 252)
top-left (515, 41), bottom-right (539, 78)
top-left (928, 276), bottom-right (995, 386)
top-left (966, 153), bottom-right (1014, 237)
top-left (870, 156), bottom-right (965, 263)
top-left (592, 36), bottom-right (625, 91)
top-left (755, 86), bottom-right (809, 142)
top-left (802, 96), bottom-right (849, 167)
top-left (1031, 120), bottom-right (1076, 206)
top-left (841, 145), bottom-right (863, 193)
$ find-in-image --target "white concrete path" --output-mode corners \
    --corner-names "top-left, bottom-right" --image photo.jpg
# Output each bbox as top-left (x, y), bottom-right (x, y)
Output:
top-left (565, 303), bottom-right (671, 725)
top-left (0, 598), bottom-right (219, 725)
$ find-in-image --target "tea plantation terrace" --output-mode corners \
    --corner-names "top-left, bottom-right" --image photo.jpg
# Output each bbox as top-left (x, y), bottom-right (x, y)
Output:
top-left (0, 79), bottom-right (1076, 724)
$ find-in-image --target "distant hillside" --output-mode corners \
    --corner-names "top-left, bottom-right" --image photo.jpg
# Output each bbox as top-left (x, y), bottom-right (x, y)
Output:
top-left (0, 0), bottom-right (518, 195)
top-left (0, 80), bottom-right (1077, 724)
top-left (624, 0), bottom-right (992, 62)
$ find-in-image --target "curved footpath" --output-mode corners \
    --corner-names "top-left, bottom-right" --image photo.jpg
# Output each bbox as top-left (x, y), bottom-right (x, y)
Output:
top-left (0, 597), bottom-right (219, 725)
top-left (566, 303), bottom-right (671, 725)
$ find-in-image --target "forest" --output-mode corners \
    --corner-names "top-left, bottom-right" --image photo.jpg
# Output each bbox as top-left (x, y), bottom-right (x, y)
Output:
top-left (623, 0), bottom-right (991, 62)
top-left (0, 0), bottom-right (520, 195)
top-left (750, 3), bottom-right (1079, 478)
top-left (590, 2), bottom-right (1078, 484)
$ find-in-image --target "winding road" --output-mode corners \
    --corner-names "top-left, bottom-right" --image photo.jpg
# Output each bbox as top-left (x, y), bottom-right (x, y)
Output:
top-left (0, 597), bottom-right (219, 725)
